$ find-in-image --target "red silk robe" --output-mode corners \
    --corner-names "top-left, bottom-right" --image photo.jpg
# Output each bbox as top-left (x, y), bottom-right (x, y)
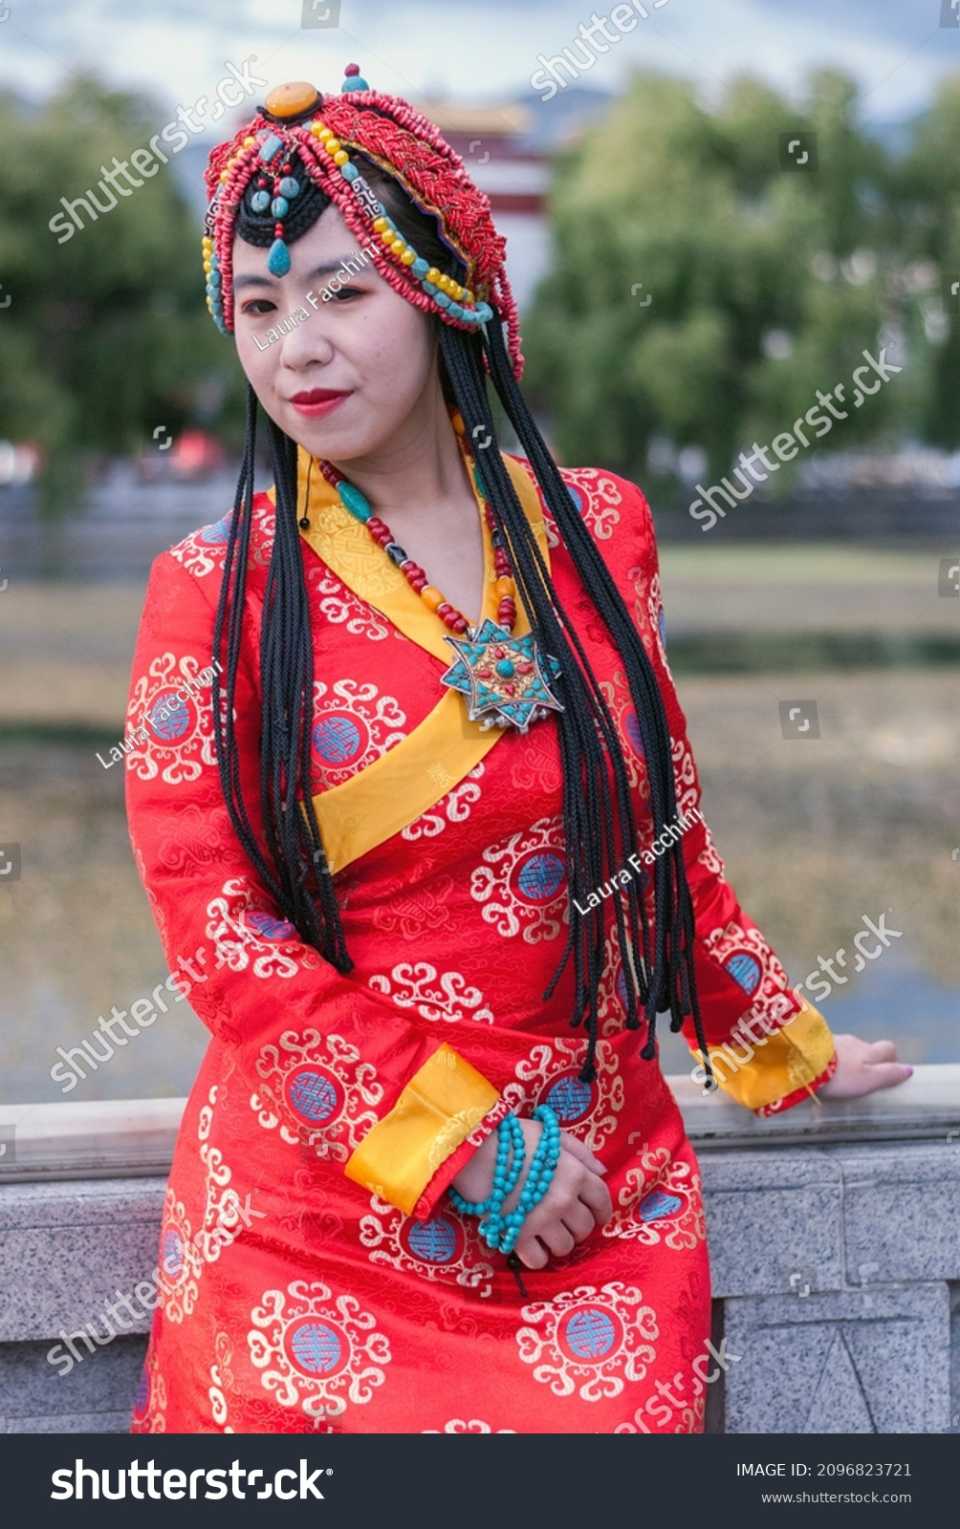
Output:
top-left (125, 447), bottom-right (837, 1434)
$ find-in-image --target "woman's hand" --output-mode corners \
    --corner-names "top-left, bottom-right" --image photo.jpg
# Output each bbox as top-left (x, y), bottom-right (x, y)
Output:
top-left (818, 1034), bottom-right (913, 1100)
top-left (451, 1117), bottom-right (613, 1270)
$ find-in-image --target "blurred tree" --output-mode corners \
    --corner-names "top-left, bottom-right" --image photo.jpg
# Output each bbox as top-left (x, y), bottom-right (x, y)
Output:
top-left (523, 68), bottom-right (932, 488)
top-left (0, 75), bottom-right (244, 511)
top-left (893, 74), bottom-right (960, 448)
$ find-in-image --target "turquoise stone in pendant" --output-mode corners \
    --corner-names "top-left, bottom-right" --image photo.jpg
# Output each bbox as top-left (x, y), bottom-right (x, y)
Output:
top-left (496, 658), bottom-right (515, 678)
top-left (267, 238), bottom-right (291, 276)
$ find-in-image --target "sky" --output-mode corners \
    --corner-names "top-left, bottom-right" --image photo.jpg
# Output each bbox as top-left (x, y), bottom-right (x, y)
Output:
top-left (2, 0), bottom-right (958, 127)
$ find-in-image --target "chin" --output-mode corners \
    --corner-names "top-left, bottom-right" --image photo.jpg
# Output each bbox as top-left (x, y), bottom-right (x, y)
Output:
top-left (283, 406), bottom-right (368, 456)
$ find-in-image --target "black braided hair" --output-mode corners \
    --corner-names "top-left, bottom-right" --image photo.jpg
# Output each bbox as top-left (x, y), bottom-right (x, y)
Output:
top-left (211, 122), bottom-right (714, 1089)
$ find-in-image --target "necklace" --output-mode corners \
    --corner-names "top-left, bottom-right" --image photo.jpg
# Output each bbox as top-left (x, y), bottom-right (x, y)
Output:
top-left (306, 411), bottom-right (563, 733)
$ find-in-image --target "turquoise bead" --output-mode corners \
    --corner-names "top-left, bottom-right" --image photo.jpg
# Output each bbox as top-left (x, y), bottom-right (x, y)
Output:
top-left (412, 257), bottom-right (429, 277)
top-left (279, 177), bottom-right (300, 198)
top-left (341, 163), bottom-right (359, 181)
top-left (434, 291), bottom-right (451, 308)
top-left (496, 659), bottom-right (515, 679)
top-left (338, 481), bottom-right (373, 520)
top-left (250, 189), bottom-right (270, 213)
top-left (267, 239), bottom-right (291, 276)
top-left (259, 133), bottom-right (283, 163)
top-left (271, 196), bottom-right (289, 218)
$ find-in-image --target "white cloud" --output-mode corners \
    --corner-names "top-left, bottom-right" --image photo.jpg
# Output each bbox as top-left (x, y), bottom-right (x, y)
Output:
top-left (0, 0), bottom-right (953, 123)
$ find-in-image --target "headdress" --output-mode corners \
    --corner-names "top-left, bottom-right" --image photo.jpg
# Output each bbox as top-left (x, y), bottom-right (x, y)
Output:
top-left (201, 65), bottom-right (523, 379)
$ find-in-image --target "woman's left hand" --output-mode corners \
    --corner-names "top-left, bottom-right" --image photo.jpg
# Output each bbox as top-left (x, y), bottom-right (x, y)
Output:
top-left (818, 1033), bottom-right (914, 1099)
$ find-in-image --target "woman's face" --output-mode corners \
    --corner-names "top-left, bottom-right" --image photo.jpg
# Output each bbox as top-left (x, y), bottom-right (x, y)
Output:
top-left (232, 201), bottom-right (439, 459)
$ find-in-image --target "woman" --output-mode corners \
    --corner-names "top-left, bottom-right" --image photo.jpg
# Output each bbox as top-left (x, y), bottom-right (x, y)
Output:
top-left (125, 68), bottom-right (911, 1434)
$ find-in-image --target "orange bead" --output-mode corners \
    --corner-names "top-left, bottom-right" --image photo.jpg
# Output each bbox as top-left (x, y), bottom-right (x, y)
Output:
top-left (494, 576), bottom-right (514, 598)
top-left (265, 81), bottom-right (319, 118)
top-left (420, 586), bottom-right (444, 611)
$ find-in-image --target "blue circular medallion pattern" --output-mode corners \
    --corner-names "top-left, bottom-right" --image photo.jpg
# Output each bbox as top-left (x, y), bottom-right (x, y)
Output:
top-left (288, 1320), bottom-right (343, 1376)
top-left (246, 910), bottom-right (296, 941)
top-left (147, 693), bottom-right (191, 741)
top-left (406, 1216), bottom-right (458, 1264)
top-left (313, 712), bottom-right (363, 766)
top-left (200, 516), bottom-right (231, 545)
top-left (624, 709), bottom-right (646, 757)
top-left (545, 1072), bottom-right (593, 1124)
top-left (161, 1227), bottom-right (184, 1278)
top-left (637, 1189), bottom-right (683, 1222)
top-left (287, 1068), bottom-right (340, 1124)
top-left (724, 952), bottom-right (762, 996)
top-left (516, 850), bottom-right (566, 903)
top-left (563, 1307), bottom-right (617, 1360)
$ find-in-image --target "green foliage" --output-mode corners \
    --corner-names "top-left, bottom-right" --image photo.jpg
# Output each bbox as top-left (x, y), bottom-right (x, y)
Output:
top-left (524, 67), bottom-right (958, 480)
top-left (0, 74), bottom-right (242, 504)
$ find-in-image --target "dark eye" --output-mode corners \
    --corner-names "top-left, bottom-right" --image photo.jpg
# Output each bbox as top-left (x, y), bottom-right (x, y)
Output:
top-left (240, 298), bottom-right (276, 316)
top-left (331, 286), bottom-right (361, 301)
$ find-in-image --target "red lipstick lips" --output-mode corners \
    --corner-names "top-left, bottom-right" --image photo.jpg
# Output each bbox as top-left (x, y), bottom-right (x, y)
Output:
top-left (289, 388), bottom-right (352, 418)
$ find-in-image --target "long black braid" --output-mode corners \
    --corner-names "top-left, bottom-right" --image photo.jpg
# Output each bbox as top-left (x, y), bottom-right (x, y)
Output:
top-left (210, 137), bottom-right (713, 1090)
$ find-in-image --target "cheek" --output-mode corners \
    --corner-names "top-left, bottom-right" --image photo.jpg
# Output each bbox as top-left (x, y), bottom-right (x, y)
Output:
top-left (235, 331), bottom-right (277, 392)
top-left (357, 309), bottom-right (434, 395)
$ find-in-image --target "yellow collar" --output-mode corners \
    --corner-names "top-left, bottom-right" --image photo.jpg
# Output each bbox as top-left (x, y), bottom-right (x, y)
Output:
top-left (265, 444), bottom-right (551, 661)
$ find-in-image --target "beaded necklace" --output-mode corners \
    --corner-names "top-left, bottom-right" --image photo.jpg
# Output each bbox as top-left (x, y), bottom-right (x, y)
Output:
top-left (301, 410), bottom-right (564, 733)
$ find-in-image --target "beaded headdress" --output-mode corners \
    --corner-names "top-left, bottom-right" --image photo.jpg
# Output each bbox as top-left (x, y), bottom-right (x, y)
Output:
top-left (201, 65), bottom-right (524, 379)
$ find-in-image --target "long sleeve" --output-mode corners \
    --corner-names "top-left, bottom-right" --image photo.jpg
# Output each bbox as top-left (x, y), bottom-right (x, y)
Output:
top-left (124, 549), bottom-right (505, 1219)
top-left (612, 477), bottom-right (838, 1114)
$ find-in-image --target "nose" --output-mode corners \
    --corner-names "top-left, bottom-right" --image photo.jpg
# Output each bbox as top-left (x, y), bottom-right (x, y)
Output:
top-left (277, 295), bottom-right (335, 371)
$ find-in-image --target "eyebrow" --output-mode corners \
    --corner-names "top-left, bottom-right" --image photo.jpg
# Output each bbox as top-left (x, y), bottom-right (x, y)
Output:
top-left (233, 258), bottom-right (373, 292)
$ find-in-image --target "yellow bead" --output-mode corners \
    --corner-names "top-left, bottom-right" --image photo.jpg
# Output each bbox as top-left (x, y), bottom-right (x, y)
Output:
top-left (494, 577), bottom-right (514, 598)
top-left (464, 288), bottom-right (474, 304)
top-left (333, 149), bottom-right (349, 166)
top-left (243, 136), bottom-right (255, 148)
top-left (421, 586), bottom-right (443, 612)
top-left (373, 216), bottom-right (389, 232)
top-left (325, 137), bottom-right (341, 153)
top-left (264, 80), bottom-right (320, 118)
top-left (219, 170), bottom-right (229, 183)
top-left (401, 248), bottom-right (416, 266)
top-left (426, 267), bottom-right (441, 285)
top-left (379, 229), bottom-right (394, 245)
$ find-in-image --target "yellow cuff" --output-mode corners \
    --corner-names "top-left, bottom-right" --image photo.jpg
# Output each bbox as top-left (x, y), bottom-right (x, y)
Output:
top-left (696, 997), bottom-right (836, 1112)
top-left (344, 1042), bottom-right (500, 1213)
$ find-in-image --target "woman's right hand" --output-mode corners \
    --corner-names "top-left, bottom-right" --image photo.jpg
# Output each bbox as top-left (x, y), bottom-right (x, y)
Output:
top-left (451, 1117), bottom-right (613, 1270)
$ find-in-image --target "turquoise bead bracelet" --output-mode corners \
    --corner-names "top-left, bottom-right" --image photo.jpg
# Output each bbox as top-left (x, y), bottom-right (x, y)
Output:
top-left (449, 1104), bottom-right (562, 1257)
top-left (449, 1113), bottom-right (524, 1221)
top-left (495, 1104), bottom-right (561, 1256)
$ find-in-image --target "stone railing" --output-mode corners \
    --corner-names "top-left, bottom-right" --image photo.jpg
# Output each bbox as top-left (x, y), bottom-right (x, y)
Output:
top-left (1, 1066), bottom-right (958, 1433)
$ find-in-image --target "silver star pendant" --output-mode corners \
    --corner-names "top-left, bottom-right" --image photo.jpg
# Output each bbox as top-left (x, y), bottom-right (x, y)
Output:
top-left (439, 619), bottom-right (564, 733)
